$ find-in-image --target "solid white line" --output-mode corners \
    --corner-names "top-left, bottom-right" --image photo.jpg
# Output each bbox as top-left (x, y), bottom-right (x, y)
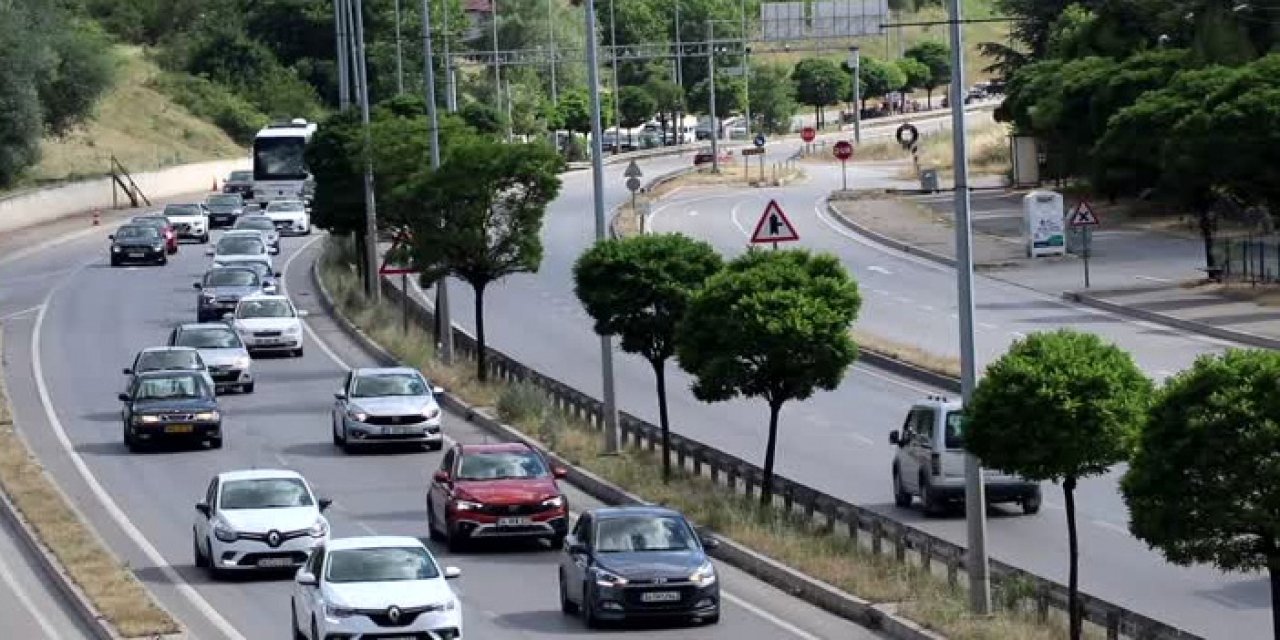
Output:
top-left (1092, 519), bottom-right (1130, 535)
top-left (866, 265), bottom-right (892, 275)
top-left (280, 235), bottom-right (351, 372)
top-left (850, 433), bottom-right (874, 446)
top-left (0, 305), bottom-right (42, 323)
top-left (0, 545), bottom-right (66, 640)
top-left (32, 278), bottom-right (246, 640)
top-left (978, 322), bottom-right (998, 330)
top-left (722, 592), bottom-right (824, 640)
top-left (852, 363), bottom-right (935, 395)
top-left (1010, 331), bottom-right (1027, 340)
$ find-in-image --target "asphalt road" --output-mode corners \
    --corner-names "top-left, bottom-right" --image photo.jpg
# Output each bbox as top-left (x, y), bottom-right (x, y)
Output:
top-left (0, 214), bottom-right (882, 639)
top-left (418, 127), bottom-right (1249, 638)
top-left (0, 505), bottom-right (96, 639)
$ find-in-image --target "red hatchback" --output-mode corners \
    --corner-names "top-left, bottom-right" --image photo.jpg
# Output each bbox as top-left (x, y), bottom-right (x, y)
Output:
top-left (131, 214), bottom-right (179, 254)
top-left (427, 442), bottom-right (569, 551)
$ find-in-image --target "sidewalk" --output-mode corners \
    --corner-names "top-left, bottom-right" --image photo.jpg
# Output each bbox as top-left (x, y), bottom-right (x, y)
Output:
top-left (829, 188), bottom-right (1280, 350)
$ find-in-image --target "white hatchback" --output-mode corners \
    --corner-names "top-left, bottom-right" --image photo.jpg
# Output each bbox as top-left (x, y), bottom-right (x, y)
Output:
top-left (193, 469), bottom-right (331, 577)
top-left (291, 536), bottom-right (463, 640)
top-left (229, 294), bottom-right (307, 357)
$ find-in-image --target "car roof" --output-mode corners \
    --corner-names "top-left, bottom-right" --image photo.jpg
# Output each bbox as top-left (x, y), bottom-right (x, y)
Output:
top-left (216, 468), bottom-right (305, 482)
top-left (116, 224), bottom-right (155, 231)
top-left (238, 293), bottom-right (289, 302)
top-left (133, 214), bottom-right (168, 220)
top-left (178, 322), bottom-right (236, 331)
top-left (223, 229), bottom-right (264, 236)
top-left (353, 367), bottom-right (422, 377)
top-left (268, 200), bottom-right (305, 207)
top-left (133, 369), bottom-right (206, 380)
top-left (139, 346), bottom-right (199, 354)
top-left (913, 396), bottom-right (963, 412)
top-left (326, 536), bottom-right (426, 552)
top-left (458, 442), bottom-right (535, 455)
top-left (590, 505), bottom-right (686, 520)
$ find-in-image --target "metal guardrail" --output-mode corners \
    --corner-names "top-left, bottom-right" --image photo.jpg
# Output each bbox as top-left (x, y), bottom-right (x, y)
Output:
top-left (375, 276), bottom-right (1201, 640)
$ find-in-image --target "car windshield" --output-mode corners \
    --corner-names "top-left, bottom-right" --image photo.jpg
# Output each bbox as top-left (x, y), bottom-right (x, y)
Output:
top-left (237, 299), bottom-right (293, 318)
top-left (351, 373), bottom-right (427, 398)
top-left (207, 195), bottom-right (240, 206)
top-left (326, 547), bottom-right (439, 583)
top-left (241, 263), bottom-right (273, 279)
top-left (235, 218), bottom-right (275, 231)
top-left (595, 516), bottom-right (696, 553)
top-left (133, 374), bottom-right (208, 400)
top-left (456, 450), bottom-right (548, 480)
top-left (164, 205), bottom-right (202, 217)
top-left (220, 478), bottom-right (313, 510)
top-left (229, 171), bottom-right (253, 182)
top-left (116, 226), bottom-right (159, 240)
top-left (130, 217), bottom-right (166, 228)
top-left (206, 270), bottom-right (258, 287)
top-left (176, 327), bottom-right (241, 349)
top-left (217, 237), bottom-right (265, 255)
top-left (136, 351), bottom-right (201, 372)
top-left (944, 411), bottom-right (964, 449)
top-left (269, 201), bottom-right (304, 212)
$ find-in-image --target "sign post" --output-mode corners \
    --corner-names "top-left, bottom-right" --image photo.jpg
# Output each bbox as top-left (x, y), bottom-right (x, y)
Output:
top-left (1067, 200), bottom-right (1100, 288)
top-left (754, 134), bottom-right (767, 183)
top-left (378, 230), bottom-right (419, 334)
top-left (624, 160), bottom-right (643, 233)
top-left (801, 126), bottom-right (816, 155)
top-left (833, 140), bottom-right (854, 191)
top-left (749, 199), bottom-right (801, 250)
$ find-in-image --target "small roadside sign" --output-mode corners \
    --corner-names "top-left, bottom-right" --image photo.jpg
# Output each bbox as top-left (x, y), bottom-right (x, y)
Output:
top-left (625, 176), bottom-right (642, 192)
top-left (741, 147), bottom-right (764, 156)
top-left (1068, 200), bottom-right (1100, 227)
top-left (754, 133), bottom-right (766, 148)
top-left (750, 199), bottom-right (801, 245)
top-left (379, 230), bottom-right (418, 275)
top-left (623, 160), bottom-right (643, 178)
top-left (833, 140), bottom-right (854, 161)
top-left (801, 127), bottom-right (817, 143)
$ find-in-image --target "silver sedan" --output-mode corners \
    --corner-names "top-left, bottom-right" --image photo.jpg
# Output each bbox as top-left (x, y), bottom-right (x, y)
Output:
top-left (332, 367), bottom-right (445, 452)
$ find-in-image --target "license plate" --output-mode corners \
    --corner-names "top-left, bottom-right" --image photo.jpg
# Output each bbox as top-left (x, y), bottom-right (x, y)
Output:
top-left (256, 557), bottom-right (295, 568)
top-left (128, 252), bottom-right (144, 258)
top-left (497, 517), bottom-right (530, 526)
top-left (165, 424), bottom-right (194, 433)
top-left (641, 591), bottom-right (681, 603)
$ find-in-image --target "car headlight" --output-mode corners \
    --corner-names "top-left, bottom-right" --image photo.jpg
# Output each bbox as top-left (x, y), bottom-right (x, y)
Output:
top-left (111, 246), bottom-right (122, 253)
top-left (346, 407), bottom-right (368, 422)
top-left (540, 496), bottom-right (565, 509)
top-left (233, 356), bottom-right (251, 369)
top-left (325, 603), bottom-right (357, 619)
top-left (439, 598), bottom-right (458, 611)
top-left (690, 561), bottom-right (717, 587)
top-left (153, 243), bottom-right (166, 251)
top-left (285, 324), bottom-right (301, 335)
top-left (134, 415), bottom-right (161, 424)
top-left (593, 567), bottom-right (629, 588)
top-left (201, 294), bottom-right (216, 303)
top-left (421, 405), bottom-right (440, 419)
top-left (452, 499), bottom-right (483, 512)
top-left (213, 520), bottom-right (238, 542)
top-left (308, 517), bottom-right (328, 538)
top-left (193, 411), bottom-right (220, 421)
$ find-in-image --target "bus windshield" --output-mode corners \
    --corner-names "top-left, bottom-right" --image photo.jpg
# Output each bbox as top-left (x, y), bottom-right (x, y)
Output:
top-left (253, 136), bottom-right (307, 181)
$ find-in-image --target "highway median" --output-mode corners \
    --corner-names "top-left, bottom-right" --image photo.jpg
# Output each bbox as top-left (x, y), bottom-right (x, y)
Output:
top-left (0, 330), bottom-right (181, 638)
top-left (315, 239), bottom-right (1121, 640)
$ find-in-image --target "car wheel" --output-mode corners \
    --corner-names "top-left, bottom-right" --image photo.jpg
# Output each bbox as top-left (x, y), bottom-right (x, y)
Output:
top-left (291, 601), bottom-right (305, 640)
top-left (559, 569), bottom-right (578, 614)
top-left (193, 530), bottom-right (208, 568)
top-left (208, 436), bottom-right (223, 450)
top-left (199, 233), bottom-right (210, 244)
top-left (158, 254), bottom-right (168, 266)
top-left (332, 417), bottom-right (344, 446)
top-left (123, 425), bottom-right (138, 452)
top-left (206, 538), bottom-right (223, 579)
top-left (581, 583), bottom-right (601, 628)
top-left (920, 473), bottom-right (942, 517)
top-left (893, 469), bottom-right (913, 508)
top-left (242, 382), bottom-right (255, 393)
top-left (311, 619), bottom-right (319, 640)
top-left (445, 523), bottom-right (467, 553)
top-left (292, 347), bottom-right (304, 358)
top-left (110, 256), bottom-right (120, 267)
top-left (548, 533), bottom-right (566, 550)
top-left (1022, 491), bottom-right (1042, 515)
top-left (702, 613), bottom-right (721, 625)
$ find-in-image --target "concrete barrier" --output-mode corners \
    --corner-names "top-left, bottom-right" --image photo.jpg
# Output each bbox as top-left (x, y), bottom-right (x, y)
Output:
top-left (0, 158), bottom-right (248, 236)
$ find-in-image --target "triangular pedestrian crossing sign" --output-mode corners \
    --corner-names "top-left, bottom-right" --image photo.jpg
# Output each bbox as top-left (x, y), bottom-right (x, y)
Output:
top-left (1068, 200), bottom-right (1100, 227)
top-left (750, 199), bottom-right (801, 244)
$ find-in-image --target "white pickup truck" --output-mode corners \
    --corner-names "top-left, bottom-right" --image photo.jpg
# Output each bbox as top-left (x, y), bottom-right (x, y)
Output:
top-left (162, 203), bottom-right (210, 244)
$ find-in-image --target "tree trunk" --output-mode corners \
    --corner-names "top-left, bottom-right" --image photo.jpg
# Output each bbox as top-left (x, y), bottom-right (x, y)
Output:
top-left (1268, 555), bottom-right (1280, 640)
top-left (926, 88), bottom-right (933, 109)
top-left (473, 282), bottom-right (488, 382)
top-left (1199, 210), bottom-right (1217, 270)
top-left (1064, 476), bottom-right (1082, 640)
top-left (652, 359), bottom-right (672, 483)
top-left (760, 400), bottom-right (783, 507)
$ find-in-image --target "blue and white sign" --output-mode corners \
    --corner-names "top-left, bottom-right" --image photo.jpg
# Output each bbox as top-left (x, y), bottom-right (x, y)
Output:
top-left (1023, 190), bottom-right (1066, 258)
top-left (754, 134), bottom-right (767, 148)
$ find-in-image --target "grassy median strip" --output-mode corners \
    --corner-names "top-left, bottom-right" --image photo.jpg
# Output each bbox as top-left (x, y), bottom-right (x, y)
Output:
top-left (319, 246), bottom-right (1101, 640)
top-left (0, 331), bottom-right (180, 637)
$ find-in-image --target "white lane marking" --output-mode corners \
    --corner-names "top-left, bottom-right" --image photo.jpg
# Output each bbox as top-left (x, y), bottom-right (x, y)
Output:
top-left (1010, 331), bottom-right (1027, 340)
top-left (853, 363), bottom-right (935, 394)
top-left (1092, 519), bottom-right (1130, 535)
top-left (867, 265), bottom-right (892, 275)
top-left (1155, 369), bottom-right (1174, 379)
top-left (978, 322), bottom-right (998, 330)
top-left (32, 278), bottom-right (247, 640)
top-left (730, 202), bottom-right (750, 238)
top-left (870, 288), bottom-right (889, 296)
top-left (0, 305), bottom-right (42, 323)
top-left (850, 433), bottom-right (874, 446)
top-left (919, 305), bottom-right (935, 312)
top-left (1135, 275), bottom-right (1173, 283)
top-left (356, 522), bottom-right (378, 536)
top-left (281, 235), bottom-right (351, 372)
top-left (1043, 500), bottom-right (1065, 511)
top-left (274, 453), bottom-right (290, 467)
top-left (688, 210), bottom-right (699, 217)
top-left (893, 296), bottom-right (913, 304)
top-left (0, 544), bottom-right (66, 640)
top-left (647, 193), bottom-right (736, 234)
top-left (723, 592), bottom-right (824, 640)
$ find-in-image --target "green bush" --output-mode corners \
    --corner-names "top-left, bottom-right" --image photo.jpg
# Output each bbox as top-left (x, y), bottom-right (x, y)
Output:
top-left (497, 382), bottom-right (549, 425)
top-left (150, 72), bottom-right (269, 144)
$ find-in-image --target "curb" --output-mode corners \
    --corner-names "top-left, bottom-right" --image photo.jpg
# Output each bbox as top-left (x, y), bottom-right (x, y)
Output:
top-left (1062, 291), bottom-right (1280, 350)
top-left (826, 201), bottom-right (956, 268)
top-left (858, 350), bottom-right (960, 393)
top-left (309, 244), bottom-right (945, 640)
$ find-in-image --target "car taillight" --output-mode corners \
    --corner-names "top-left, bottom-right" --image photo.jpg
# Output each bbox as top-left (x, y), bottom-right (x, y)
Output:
top-left (930, 452), bottom-right (941, 476)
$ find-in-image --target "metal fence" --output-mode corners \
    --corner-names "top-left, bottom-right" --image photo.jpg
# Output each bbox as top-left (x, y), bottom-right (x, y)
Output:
top-left (1212, 237), bottom-right (1280, 283)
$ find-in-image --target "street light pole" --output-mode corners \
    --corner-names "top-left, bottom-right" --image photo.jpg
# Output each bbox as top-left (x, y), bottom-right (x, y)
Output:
top-left (584, 0), bottom-right (621, 454)
top-left (353, 0), bottom-right (380, 301)
top-left (334, 0), bottom-right (350, 110)
top-left (674, 1), bottom-right (683, 89)
top-left (849, 46), bottom-right (861, 144)
top-left (393, 0), bottom-right (405, 94)
top-left (422, 0), bottom-right (455, 365)
top-left (442, 2), bottom-right (457, 111)
top-left (547, 0), bottom-right (558, 104)
top-left (944, 0), bottom-right (991, 615)
top-left (491, 0), bottom-right (503, 138)
top-left (707, 22), bottom-right (720, 173)
top-left (609, 0), bottom-right (621, 155)
top-left (741, 0), bottom-right (751, 137)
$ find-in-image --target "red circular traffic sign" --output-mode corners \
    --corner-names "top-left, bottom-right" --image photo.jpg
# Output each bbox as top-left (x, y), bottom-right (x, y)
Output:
top-left (801, 126), bottom-right (816, 142)
top-left (833, 140), bottom-right (854, 161)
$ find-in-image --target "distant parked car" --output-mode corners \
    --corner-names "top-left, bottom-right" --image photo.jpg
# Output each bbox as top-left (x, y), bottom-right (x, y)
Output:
top-left (692, 147), bottom-right (733, 167)
top-left (205, 193), bottom-right (246, 228)
top-left (223, 170), bottom-right (254, 201)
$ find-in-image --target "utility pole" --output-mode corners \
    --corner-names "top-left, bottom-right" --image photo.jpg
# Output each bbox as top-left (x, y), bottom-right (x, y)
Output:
top-left (945, 0), bottom-right (991, 615)
top-left (491, 0), bottom-right (503, 138)
top-left (353, 0), bottom-right (380, 301)
top-left (584, 0), bottom-right (620, 454)
top-left (547, 0), bottom-right (558, 104)
top-left (609, 0), bottom-right (621, 154)
top-left (674, 1), bottom-right (683, 89)
top-left (422, 0), bottom-right (455, 365)
top-left (707, 22), bottom-right (720, 172)
top-left (741, 0), bottom-right (751, 137)
top-left (394, 0), bottom-right (405, 94)
top-left (442, 1), bottom-right (457, 111)
top-left (850, 46), bottom-right (862, 144)
top-left (334, 0), bottom-right (350, 110)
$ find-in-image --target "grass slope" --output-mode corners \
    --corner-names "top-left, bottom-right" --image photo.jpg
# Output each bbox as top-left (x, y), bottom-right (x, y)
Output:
top-left (28, 46), bottom-right (244, 187)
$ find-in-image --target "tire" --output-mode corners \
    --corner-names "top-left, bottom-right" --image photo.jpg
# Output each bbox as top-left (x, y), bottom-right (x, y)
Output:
top-left (158, 254), bottom-right (168, 266)
top-left (206, 538), bottom-right (223, 579)
top-left (199, 233), bottom-right (210, 244)
top-left (293, 347), bottom-right (304, 358)
top-left (548, 533), bottom-right (566, 550)
top-left (445, 524), bottom-right (467, 553)
top-left (559, 570), bottom-right (578, 614)
top-left (193, 531), bottom-right (208, 568)
top-left (110, 256), bottom-right (120, 267)
top-left (892, 469), bottom-right (913, 508)
top-left (291, 601), bottom-right (305, 640)
top-left (311, 619), bottom-right (319, 640)
top-left (581, 583), bottom-right (600, 628)
top-left (123, 425), bottom-right (138, 452)
top-left (424, 440), bottom-right (443, 452)
top-left (702, 613), bottom-right (721, 625)
top-left (208, 436), bottom-right (223, 450)
top-left (920, 474), bottom-right (942, 517)
top-left (332, 417), bottom-right (344, 446)
top-left (1022, 491), bottom-right (1042, 515)
top-left (242, 382), bottom-right (255, 394)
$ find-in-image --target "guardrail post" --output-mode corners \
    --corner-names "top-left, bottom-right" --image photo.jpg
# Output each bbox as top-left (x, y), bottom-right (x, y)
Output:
top-left (872, 519), bottom-right (883, 555)
top-left (782, 487), bottom-right (793, 513)
top-left (1035, 586), bottom-right (1049, 621)
top-left (677, 444), bottom-right (687, 470)
top-left (726, 466), bottom-right (737, 491)
top-left (823, 504), bottom-right (837, 534)
top-left (921, 537), bottom-right (932, 572)
top-left (893, 526), bottom-right (906, 562)
top-left (710, 459), bottom-right (720, 484)
top-left (803, 495), bottom-right (816, 521)
top-left (743, 470), bottom-right (754, 499)
top-left (946, 550), bottom-right (959, 587)
top-left (848, 513), bottom-right (860, 545)
top-left (1106, 610), bottom-right (1120, 640)
top-left (692, 450), bottom-right (703, 476)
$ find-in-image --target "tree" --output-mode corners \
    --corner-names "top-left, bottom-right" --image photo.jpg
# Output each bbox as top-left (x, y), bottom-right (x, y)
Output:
top-left (904, 41), bottom-right (951, 107)
top-left (574, 234), bottom-right (723, 482)
top-left (687, 74), bottom-right (746, 120)
top-left (556, 88), bottom-right (592, 134)
top-left (645, 76), bottom-right (685, 144)
top-left (1122, 349), bottom-right (1280, 640)
top-left (749, 63), bottom-right (798, 135)
top-left (851, 56), bottom-right (906, 109)
top-left (965, 330), bottom-right (1152, 640)
top-left (0, 3), bottom-right (43, 188)
top-left (896, 57), bottom-right (931, 105)
top-left (305, 109), bottom-right (364, 237)
top-left (459, 102), bottom-right (506, 137)
top-left (676, 249), bottom-right (861, 505)
top-left (791, 58), bottom-right (849, 128)
top-left (617, 85), bottom-right (657, 148)
top-left (404, 139), bottom-right (564, 381)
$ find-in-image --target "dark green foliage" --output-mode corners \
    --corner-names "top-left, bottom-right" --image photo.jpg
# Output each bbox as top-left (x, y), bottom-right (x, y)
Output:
top-left (748, 63), bottom-right (797, 135)
top-left (687, 74), bottom-right (746, 119)
top-left (38, 20), bottom-right (117, 136)
top-left (792, 58), bottom-right (849, 128)
top-left (903, 41), bottom-right (950, 107)
top-left (676, 249), bottom-right (861, 505)
top-left (0, 6), bottom-right (43, 187)
top-left (895, 57), bottom-right (931, 96)
top-left (305, 109), bottom-right (365, 237)
top-left (556, 89), bottom-right (592, 134)
top-left (618, 86), bottom-right (657, 130)
top-left (849, 56), bottom-right (906, 107)
top-left (151, 73), bottom-right (270, 144)
top-left (459, 102), bottom-right (506, 137)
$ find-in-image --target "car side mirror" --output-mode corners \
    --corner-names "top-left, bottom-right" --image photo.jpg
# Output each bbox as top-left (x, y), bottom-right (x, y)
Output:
top-left (195, 502), bottom-right (211, 518)
top-left (443, 566), bottom-right (462, 580)
top-left (431, 385), bottom-right (445, 395)
top-left (318, 498), bottom-right (333, 513)
top-left (271, 246), bottom-right (280, 255)
top-left (122, 368), bottom-right (133, 375)
top-left (567, 542), bottom-right (589, 556)
top-left (295, 571), bottom-right (318, 586)
top-left (117, 392), bottom-right (131, 402)
top-left (334, 391), bottom-right (347, 400)
top-left (221, 313), bottom-right (234, 321)
top-left (701, 536), bottom-right (720, 550)
top-left (107, 234), bottom-right (115, 240)
top-left (204, 248), bottom-right (215, 256)
top-left (274, 271), bottom-right (282, 278)
top-left (888, 431), bottom-right (901, 446)
top-left (432, 470), bottom-right (450, 483)
top-left (552, 467), bottom-right (568, 479)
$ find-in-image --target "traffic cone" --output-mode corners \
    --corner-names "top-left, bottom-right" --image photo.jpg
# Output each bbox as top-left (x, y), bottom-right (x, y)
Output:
top-left (92, 210), bottom-right (100, 226)
top-left (211, 177), bottom-right (218, 191)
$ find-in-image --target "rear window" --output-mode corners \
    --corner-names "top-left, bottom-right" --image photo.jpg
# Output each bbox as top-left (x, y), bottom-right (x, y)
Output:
top-left (944, 411), bottom-right (964, 449)
top-left (230, 171), bottom-right (252, 181)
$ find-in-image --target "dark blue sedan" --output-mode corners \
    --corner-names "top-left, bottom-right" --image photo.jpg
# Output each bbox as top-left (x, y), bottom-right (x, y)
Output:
top-left (558, 505), bottom-right (721, 627)
top-left (118, 370), bottom-right (222, 451)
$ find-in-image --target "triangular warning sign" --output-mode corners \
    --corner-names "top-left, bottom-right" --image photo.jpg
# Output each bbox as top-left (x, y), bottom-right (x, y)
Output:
top-left (1068, 201), bottom-right (1100, 227)
top-left (750, 199), bottom-right (801, 244)
top-left (379, 229), bottom-right (419, 275)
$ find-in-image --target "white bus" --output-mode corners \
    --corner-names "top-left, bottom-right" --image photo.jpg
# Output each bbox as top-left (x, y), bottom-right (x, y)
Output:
top-left (251, 118), bottom-right (317, 206)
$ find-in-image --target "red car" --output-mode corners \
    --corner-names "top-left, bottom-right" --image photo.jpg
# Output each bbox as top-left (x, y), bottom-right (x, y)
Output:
top-left (692, 147), bottom-right (734, 166)
top-left (130, 214), bottom-right (179, 254)
top-left (427, 442), bottom-right (569, 551)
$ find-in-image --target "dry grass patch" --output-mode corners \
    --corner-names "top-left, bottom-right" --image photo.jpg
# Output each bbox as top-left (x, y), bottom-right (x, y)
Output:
top-left (319, 242), bottom-right (1104, 640)
top-left (0, 331), bottom-right (179, 637)
top-left (853, 327), bottom-right (962, 379)
top-left (836, 112), bottom-right (1008, 180)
